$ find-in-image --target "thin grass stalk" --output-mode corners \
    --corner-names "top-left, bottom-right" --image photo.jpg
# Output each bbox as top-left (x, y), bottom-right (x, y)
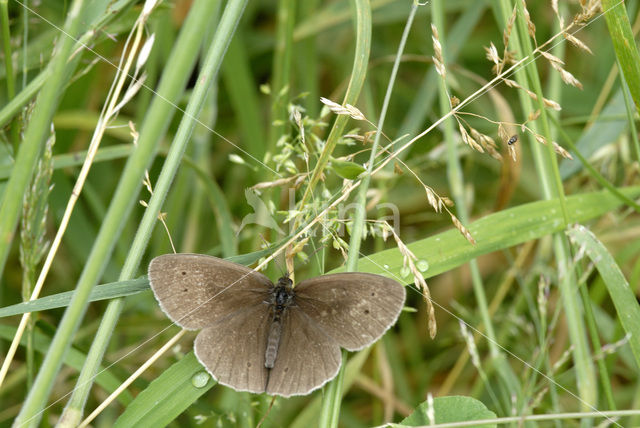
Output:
top-left (19, 0), bottom-right (26, 90)
top-left (548, 114), bottom-right (640, 212)
top-left (77, 330), bottom-right (187, 428)
top-left (56, 0), bottom-right (233, 424)
top-left (297, 0), bottom-right (371, 212)
top-left (511, 0), bottom-right (597, 415)
top-left (181, 93), bottom-right (218, 252)
top-left (181, 156), bottom-right (237, 257)
top-left (299, 0), bottom-right (320, 117)
top-left (576, 263), bottom-right (617, 411)
top-left (397, 2), bottom-right (487, 149)
top-left (344, 0), bottom-right (415, 269)
top-left (318, 0), bottom-right (372, 425)
top-left (84, 0), bottom-right (241, 417)
top-left (432, 1), bottom-right (523, 412)
top-left (268, 0), bottom-right (295, 151)
top-left (602, 0), bottom-right (640, 112)
top-left (619, 68), bottom-right (640, 161)
top-left (0, 0), bottom-right (87, 279)
top-left (536, 8), bottom-right (565, 422)
top-left (432, 0), bottom-right (498, 353)
top-left (222, 37), bottom-right (266, 164)
top-left (11, 2), bottom-right (218, 426)
top-left (513, 3), bottom-right (569, 219)
top-left (0, 0), bottom-right (20, 153)
top-left (507, 5), bottom-right (567, 422)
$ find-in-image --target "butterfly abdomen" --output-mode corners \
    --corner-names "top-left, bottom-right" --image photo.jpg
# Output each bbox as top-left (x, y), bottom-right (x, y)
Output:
top-left (265, 317), bottom-right (282, 369)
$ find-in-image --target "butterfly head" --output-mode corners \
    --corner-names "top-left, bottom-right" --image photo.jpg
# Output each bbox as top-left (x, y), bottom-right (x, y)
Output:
top-left (276, 274), bottom-right (293, 289)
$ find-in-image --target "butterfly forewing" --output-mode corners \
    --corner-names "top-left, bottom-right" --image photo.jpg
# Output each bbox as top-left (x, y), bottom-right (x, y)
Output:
top-left (294, 273), bottom-right (405, 351)
top-left (148, 253), bottom-right (273, 329)
top-left (194, 302), bottom-right (271, 394)
top-left (266, 307), bottom-right (342, 397)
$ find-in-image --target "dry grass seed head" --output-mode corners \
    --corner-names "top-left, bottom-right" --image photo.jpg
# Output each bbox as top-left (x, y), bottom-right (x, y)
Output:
top-left (521, 0), bottom-right (537, 41)
top-left (600, 334), bottom-right (631, 358)
top-left (503, 6), bottom-right (516, 50)
top-left (546, 59), bottom-right (583, 90)
top-left (389, 226), bottom-right (437, 338)
top-left (459, 321), bottom-right (480, 368)
top-left (552, 141), bottom-right (573, 159)
top-left (526, 109), bottom-right (541, 123)
top-left (563, 31), bottom-right (592, 54)
top-left (508, 143), bottom-right (517, 162)
top-left (470, 128), bottom-right (502, 160)
top-left (451, 214), bottom-right (476, 245)
top-left (431, 23), bottom-right (446, 77)
top-left (552, 0), bottom-right (564, 28)
top-left (320, 97), bottom-right (367, 122)
top-left (574, 0), bottom-right (601, 24)
top-left (503, 78), bottom-right (562, 111)
top-left (485, 42), bottom-right (502, 75)
top-left (458, 123), bottom-right (484, 153)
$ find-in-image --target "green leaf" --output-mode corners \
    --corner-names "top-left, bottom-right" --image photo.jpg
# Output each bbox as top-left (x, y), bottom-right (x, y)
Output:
top-left (329, 157), bottom-right (366, 179)
top-left (400, 395), bottom-right (496, 427)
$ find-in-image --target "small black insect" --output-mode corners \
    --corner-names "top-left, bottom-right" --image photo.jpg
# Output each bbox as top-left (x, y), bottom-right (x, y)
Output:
top-left (507, 135), bottom-right (518, 145)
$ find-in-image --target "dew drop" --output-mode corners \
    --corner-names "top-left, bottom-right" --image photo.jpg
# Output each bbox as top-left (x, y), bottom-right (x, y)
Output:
top-left (383, 264), bottom-right (390, 269)
top-left (400, 266), bottom-right (411, 278)
top-left (191, 371), bottom-right (210, 388)
top-left (417, 259), bottom-right (429, 272)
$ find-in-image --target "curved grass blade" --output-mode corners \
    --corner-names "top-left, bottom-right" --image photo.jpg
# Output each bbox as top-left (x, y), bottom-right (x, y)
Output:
top-left (113, 352), bottom-right (212, 428)
top-left (566, 224), bottom-right (640, 370)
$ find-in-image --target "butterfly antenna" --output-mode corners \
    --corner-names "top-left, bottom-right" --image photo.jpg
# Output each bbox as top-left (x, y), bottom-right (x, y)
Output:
top-left (256, 395), bottom-right (277, 428)
top-left (258, 234), bottom-right (288, 278)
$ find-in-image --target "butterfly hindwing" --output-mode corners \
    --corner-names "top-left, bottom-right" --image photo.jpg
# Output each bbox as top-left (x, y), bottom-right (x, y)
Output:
top-left (266, 306), bottom-right (342, 397)
top-left (194, 302), bottom-right (271, 394)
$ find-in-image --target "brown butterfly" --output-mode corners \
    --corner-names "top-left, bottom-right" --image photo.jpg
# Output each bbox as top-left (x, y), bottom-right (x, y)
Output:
top-left (148, 253), bottom-right (405, 397)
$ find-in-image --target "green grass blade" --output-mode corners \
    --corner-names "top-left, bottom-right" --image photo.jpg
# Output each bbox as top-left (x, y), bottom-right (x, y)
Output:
top-left (112, 352), bottom-right (211, 427)
top-left (567, 224), bottom-right (640, 369)
top-left (319, 0), bottom-right (372, 425)
top-left (0, 278), bottom-right (148, 318)
top-left (601, 0), bottom-right (640, 112)
top-left (348, 186), bottom-right (640, 278)
top-left (0, 324), bottom-right (132, 405)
